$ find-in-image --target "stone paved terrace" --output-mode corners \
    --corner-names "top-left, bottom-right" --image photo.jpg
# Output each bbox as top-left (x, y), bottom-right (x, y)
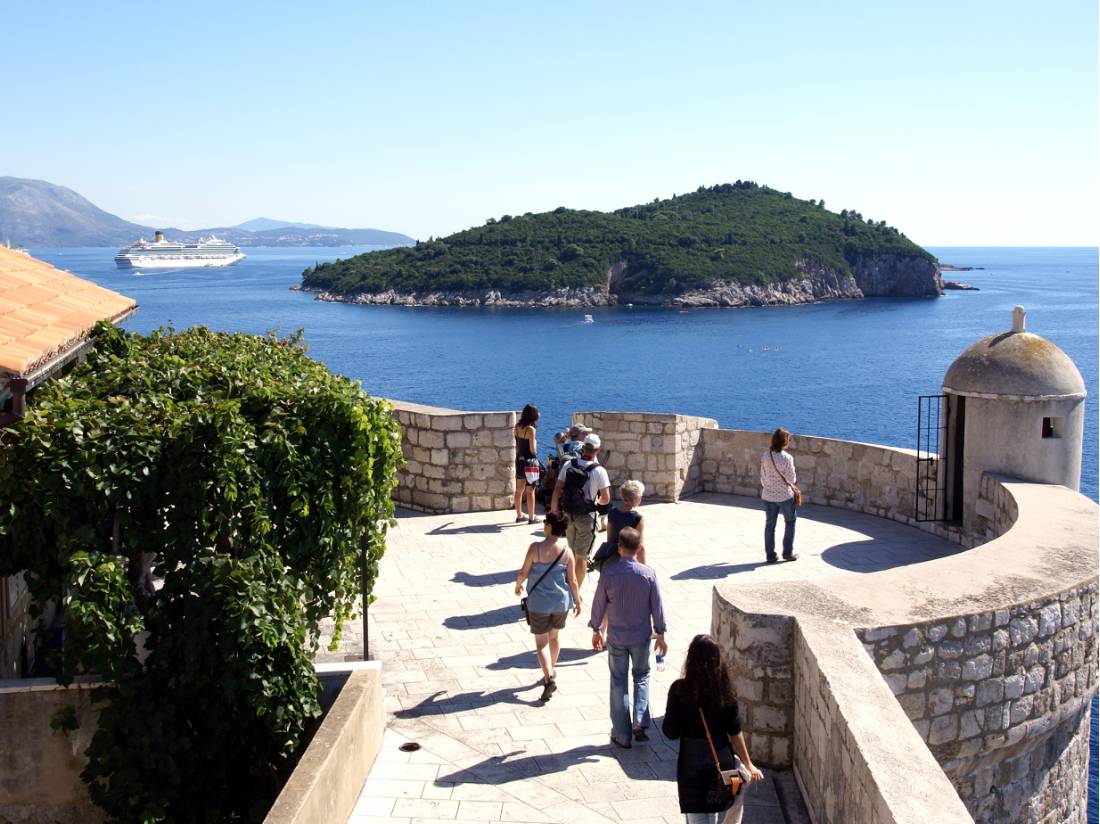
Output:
top-left (334, 493), bottom-right (966, 824)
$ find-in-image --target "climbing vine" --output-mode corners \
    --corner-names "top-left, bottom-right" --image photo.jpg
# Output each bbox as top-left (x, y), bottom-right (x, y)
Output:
top-left (0, 322), bottom-right (403, 822)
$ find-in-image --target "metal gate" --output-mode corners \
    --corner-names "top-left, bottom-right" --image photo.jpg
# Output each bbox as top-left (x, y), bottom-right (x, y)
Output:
top-left (915, 395), bottom-right (947, 521)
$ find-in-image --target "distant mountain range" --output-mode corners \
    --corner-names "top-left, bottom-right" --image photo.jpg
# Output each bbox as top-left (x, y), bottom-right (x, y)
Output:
top-left (0, 177), bottom-right (414, 248)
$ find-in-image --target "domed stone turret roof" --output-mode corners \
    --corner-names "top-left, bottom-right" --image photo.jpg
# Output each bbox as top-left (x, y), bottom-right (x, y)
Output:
top-left (943, 306), bottom-right (1086, 400)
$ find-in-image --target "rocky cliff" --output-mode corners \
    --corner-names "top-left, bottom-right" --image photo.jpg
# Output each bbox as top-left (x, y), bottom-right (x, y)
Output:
top-left (301, 253), bottom-right (941, 308)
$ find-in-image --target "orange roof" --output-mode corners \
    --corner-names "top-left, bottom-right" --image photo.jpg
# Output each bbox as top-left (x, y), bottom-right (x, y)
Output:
top-left (0, 246), bottom-right (137, 377)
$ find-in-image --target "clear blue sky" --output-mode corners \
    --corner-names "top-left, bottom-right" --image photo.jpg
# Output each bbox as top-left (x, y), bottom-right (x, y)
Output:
top-left (3, 1), bottom-right (1096, 245)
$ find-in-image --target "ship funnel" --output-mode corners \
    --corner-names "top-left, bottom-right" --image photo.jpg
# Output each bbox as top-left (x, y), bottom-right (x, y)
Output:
top-left (154, 230), bottom-right (165, 243)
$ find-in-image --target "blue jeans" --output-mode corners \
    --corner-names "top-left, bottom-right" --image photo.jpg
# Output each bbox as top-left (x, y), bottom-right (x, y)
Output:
top-left (685, 795), bottom-right (744, 824)
top-left (764, 498), bottom-right (796, 560)
top-left (607, 640), bottom-right (652, 743)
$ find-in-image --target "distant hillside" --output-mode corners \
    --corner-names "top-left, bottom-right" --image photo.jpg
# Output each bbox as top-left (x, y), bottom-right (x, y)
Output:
top-left (0, 177), bottom-right (148, 246)
top-left (0, 177), bottom-right (414, 248)
top-left (234, 217), bottom-right (328, 232)
top-left (301, 182), bottom-right (941, 307)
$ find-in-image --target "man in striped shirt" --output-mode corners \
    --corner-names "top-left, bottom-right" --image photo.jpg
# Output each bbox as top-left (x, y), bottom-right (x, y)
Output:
top-left (589, 527), bottom-right (668, 748)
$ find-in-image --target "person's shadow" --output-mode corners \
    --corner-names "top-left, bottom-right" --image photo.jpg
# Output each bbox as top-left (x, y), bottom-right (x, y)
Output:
top-left (486, 647), bottom-right (598, 671)
top-left (452, 570), bottom-right (514, 588)
top-left (435, 742), bottom-right (664, 787)
top-left (394, 685), bottom-right (542, 719)
top-left (670, 561), bottom-right (767, 580)
top-left (443, 604), bottom-right (521, 630)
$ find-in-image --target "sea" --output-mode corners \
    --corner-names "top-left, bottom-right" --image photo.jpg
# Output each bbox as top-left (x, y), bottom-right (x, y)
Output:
top-left (30, 245), bottom-right (1099, 818)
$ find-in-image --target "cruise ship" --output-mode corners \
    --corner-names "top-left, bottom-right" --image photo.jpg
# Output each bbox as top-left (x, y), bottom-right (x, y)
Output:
top-left (114, 231), bottom-right (245, 269)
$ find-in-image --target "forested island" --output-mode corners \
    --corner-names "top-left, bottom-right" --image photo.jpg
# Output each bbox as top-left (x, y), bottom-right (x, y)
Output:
top-left (299, 182), bottom-right (942, 307)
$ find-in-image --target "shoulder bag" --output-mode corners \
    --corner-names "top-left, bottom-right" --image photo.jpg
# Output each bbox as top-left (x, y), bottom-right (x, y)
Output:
top-left (520, 546), bottom-right (566, 624)
top-left (699, 708), bottom-right (748, 799)
top-left (769, 450), bottom-right (802, 507)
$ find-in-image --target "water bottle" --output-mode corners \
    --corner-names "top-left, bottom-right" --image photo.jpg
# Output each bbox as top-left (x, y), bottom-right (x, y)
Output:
top-left (656, 653), bottom-right (665, 672)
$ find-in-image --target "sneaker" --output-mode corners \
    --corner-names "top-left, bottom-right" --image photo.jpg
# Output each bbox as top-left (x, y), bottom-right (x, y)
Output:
top-left (766, 556), bottom-right (779, 564)
top-left (632, 725), bottom-right (649, 742)
top-left (515, 515), bottom-right (526, 523)
top-left (529, 517), bottom-right (541, 525)
top-left (609, 730), bottom-right (632, 749)
top-left (783, 553), bottom-right (799, 562)
top-left (539, 677), bottom-right (557, 701)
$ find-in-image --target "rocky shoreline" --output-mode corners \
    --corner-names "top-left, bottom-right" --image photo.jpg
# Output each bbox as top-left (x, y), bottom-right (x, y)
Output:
top-left (295, 254), bottom-right (942, 309)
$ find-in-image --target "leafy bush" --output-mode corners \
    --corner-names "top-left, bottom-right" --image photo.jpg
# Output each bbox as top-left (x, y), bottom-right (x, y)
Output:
top-left (302, 182), bottom-right (934, 297)
top-left (0, 323), bottom-right (403, 822)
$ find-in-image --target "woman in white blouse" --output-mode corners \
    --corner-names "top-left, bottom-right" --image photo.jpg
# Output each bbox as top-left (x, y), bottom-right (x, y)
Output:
top-left (759, 428), bottom-right (799, 564)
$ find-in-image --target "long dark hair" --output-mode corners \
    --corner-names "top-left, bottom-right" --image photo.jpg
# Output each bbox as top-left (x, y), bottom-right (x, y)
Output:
top-left (545, 510), bottom-right (567, 536)
top-left (518, 404), bottom-right (540, 428)
top-left (770, 427), bottom-right (790, 453)
top-left (682, 634), bottom-right (736, 708)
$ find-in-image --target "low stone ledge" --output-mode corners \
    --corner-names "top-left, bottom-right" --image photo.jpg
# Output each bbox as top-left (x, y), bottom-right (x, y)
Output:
top-left (264, 662), bottom-right (385, 824)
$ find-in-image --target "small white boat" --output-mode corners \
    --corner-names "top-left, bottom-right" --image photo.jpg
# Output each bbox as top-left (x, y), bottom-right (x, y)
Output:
top-left (583, 314), bottom-right (594, 324)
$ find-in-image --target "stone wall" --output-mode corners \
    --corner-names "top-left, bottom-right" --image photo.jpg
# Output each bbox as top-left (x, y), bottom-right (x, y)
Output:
top-left (389, 400), bottom-right (516, 513)
top-left (570, 411), bottom-right (717, 501)
top-left (698, 429), bottom-right (941, 529)
top-left (0, 676), bottom-right (103, 823)
top-left (857, 580), bottom-right (1098, 823)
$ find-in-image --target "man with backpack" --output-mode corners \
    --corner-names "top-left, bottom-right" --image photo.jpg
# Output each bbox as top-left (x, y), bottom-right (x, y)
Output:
top-left (551, 433), bottom-right (610, 590)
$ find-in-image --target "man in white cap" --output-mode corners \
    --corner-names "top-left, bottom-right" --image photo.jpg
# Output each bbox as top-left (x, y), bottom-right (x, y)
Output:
top-left (551, 433), bottom-right (610, 589)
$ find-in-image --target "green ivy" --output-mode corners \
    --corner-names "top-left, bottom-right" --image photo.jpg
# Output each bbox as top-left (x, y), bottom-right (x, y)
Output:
top-left (0, 322), bottom-right (403, 822)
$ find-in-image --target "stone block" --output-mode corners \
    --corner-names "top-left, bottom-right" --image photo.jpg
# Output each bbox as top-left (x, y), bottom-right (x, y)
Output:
top-left (962, 655), bottom-right (993, 681)
top-left (446, 431), bottom-right (472, 448)
top-left (928, 624), bottom-right (948, 642)
top-left (1003, 674), bottom-right (1025, 700)
top-left (753, 705), bottom-right (788, 733)
top-left (964, 635), bottom-right (992, 656)
top-left (950, 618), bottom-right (967, 638)
top-left (1038, 604), bottom-right (1061, 637)
top-left (881, 649), bottom-right (907, 671)
top-left (929, 714), bottom-right (959, 745)
top-left (434, 416), bottom-right (463, 431)
top-left (1008, 617), bottom-right (1038, 647)
top-left (976, 680), bottom-right (1004, 707)
top-left (960, 710), bottom-right (983, 739)
top-left (482, 413), bottom-right (510, 428)
top-left (1023, 665), bottom-right (1046, 694)
top-left (903, 628), bottom-right (922, 648)
top-left (930, 688), bottom-right (954, 716)
top-left (992, 629), bottom-right (1010, 651)
top-left (1009, 696), bottom-right (1034, 725)
top-left (907, 669), bottom-right (929, 690)
top-left (899, 692), bottom-right (925, 719)
top-left (862, 626), bottom-right (898, 642)
top-left (938, 640), bottom-right (964, 660)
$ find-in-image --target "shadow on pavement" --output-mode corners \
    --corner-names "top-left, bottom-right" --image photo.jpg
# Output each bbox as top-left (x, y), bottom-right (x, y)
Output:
top-left (671, 561), bottom-right (768, 580)
top-left (486, 646), bottom-right (600, 670)
top-left (452, 569), bottom-right (515, 587)
top-left (443, 604), bottom-right (523, 630)
top-left (395, 685), bottom-right (543, 718)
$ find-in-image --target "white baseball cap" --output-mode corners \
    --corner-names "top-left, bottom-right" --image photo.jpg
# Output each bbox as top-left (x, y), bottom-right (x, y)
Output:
top-left (583, 433), bottom-right (601, 449)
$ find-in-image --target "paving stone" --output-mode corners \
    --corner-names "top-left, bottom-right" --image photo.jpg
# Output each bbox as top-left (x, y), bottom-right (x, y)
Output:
top-left (339, 495), bottom-right (961, 823)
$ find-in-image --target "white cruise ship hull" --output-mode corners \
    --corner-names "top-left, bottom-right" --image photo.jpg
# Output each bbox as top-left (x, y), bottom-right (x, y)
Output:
top-left (114, 252), bottom-right (246, 269)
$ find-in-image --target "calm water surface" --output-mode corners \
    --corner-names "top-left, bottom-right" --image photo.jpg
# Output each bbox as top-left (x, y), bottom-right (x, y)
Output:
top-left (33, 245), bottom-right (1099, 820)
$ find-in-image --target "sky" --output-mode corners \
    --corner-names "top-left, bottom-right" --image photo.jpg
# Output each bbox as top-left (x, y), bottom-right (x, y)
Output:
top-left (2, 1), bottom-right (1097, 245)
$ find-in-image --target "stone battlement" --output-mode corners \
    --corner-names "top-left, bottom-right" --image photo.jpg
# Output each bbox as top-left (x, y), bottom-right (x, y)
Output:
top-left (384, 401), bottom-right (1098, 824)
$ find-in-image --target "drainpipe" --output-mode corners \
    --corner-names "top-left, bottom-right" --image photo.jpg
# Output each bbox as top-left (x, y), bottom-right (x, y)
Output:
top-left (0, 378), bottom-right (28, 428)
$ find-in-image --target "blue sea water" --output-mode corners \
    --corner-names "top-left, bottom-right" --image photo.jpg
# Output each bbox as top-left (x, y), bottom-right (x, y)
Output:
top-left (31, 245), bottom-right (1099, 818)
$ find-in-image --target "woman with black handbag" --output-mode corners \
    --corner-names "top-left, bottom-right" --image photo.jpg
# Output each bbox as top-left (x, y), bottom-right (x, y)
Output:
top-left (515, 511), bottom-right (581, 701)
top-left (662, 635), bottom-right (763, 824)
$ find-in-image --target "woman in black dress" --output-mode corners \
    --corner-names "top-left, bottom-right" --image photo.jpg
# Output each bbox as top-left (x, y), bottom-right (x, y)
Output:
top-left (662, 634), bottom-right (763, 824)
top-left (513, 404), bottom-right (540, 524)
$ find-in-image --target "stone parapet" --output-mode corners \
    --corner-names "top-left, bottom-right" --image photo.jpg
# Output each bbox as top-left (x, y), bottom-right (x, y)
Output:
top-left (699, 429), bottom-right (938, 526)
top-left (388, 400), bottom-right (516, 513)
top-left (571, 411), bottom-right (717, 501)
top-left (714, 476), bottom-right (1098, 824)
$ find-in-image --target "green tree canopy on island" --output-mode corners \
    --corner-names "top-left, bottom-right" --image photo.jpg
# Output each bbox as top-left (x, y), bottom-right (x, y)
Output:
top-left (302, 182), bottom-right (934, 296)
top-left (0, 323), bottom-right (403, 822)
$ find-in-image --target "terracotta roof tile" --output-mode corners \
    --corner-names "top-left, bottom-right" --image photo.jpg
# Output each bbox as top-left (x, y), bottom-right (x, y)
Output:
top-left (0, 247), bottom-right (137, 377)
